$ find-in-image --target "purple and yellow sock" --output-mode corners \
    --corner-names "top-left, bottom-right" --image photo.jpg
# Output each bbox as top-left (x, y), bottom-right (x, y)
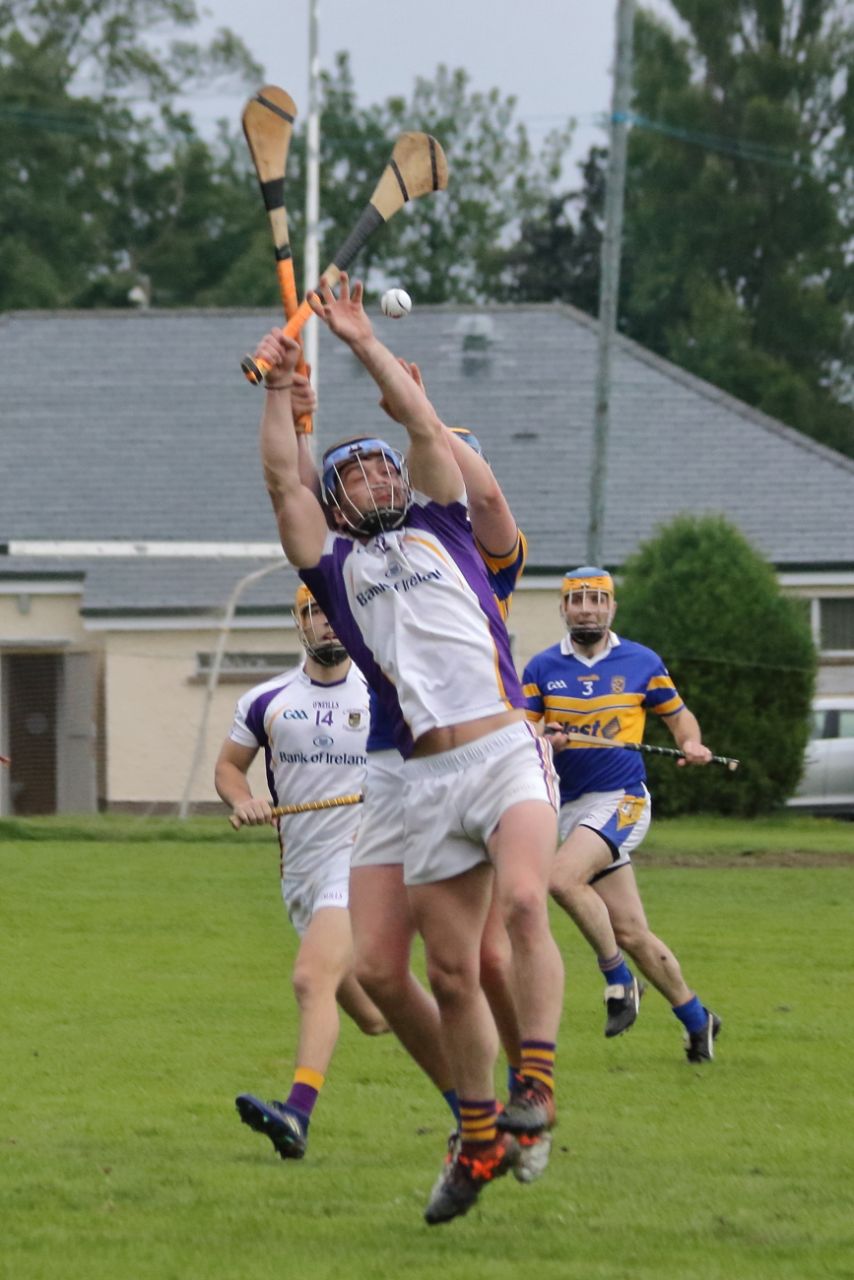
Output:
top-left (507, 1064), bottom-right (523, 1095)
top-left (285, 1066), bottom-right (325, 1123)
top-left (520, 1040), bottom-right (556, 1094)
top-left (459, 1098), bottom-right (498, 1150)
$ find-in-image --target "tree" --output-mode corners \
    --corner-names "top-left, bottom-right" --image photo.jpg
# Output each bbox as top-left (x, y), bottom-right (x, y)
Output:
top-left (218, 55), bottom-right (576, 306)
top-left (0, 0), bottom-right (263, 309)
top-left (501, 1), bottom-right (854, 459)
top-left (497, 146), bottom-right (605, 313)
top-left (614, 514), bottom-right (817, 817)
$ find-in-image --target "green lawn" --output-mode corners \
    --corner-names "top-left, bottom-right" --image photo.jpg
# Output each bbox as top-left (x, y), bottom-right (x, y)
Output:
top-left (1, 821), bottom-right (852, 1279)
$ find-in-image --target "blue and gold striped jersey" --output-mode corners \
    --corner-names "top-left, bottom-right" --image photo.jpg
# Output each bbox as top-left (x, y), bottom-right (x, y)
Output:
top-left (476, 529), bottom-right (528, 621)
top-left (521, 633), bottom-right (683, 802)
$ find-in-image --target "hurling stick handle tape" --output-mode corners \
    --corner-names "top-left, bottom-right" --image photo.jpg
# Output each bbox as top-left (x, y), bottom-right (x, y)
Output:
top-left (275, 256), bottom-right (313, 433)
top-left (269, 793), bottom-right (364, 817)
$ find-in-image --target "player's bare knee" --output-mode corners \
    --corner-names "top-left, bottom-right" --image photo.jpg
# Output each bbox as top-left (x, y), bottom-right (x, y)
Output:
top-left (425, 956), bottom-right (478, 1009)
top-left (501, 883), bottom-right (548, 941)
top-left (355, 1011), bottom-right (389, 1037)
top-left (550, 852), bottom-right (587, 897)
top-left (479, 941), bottom-right (512, 990)
top-left (613, 919), bottom-right (649, 953)
top-left (292, 963), bottom-right (334, 1008)
top-left (354, 952), bottom-right (407, 1005)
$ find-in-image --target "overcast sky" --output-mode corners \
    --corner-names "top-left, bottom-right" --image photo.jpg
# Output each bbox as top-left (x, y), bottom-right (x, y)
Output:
top-left (192, 0), bottom-right (679, 177)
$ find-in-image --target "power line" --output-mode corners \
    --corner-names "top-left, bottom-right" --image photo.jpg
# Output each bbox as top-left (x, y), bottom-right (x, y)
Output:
top-left (1, 96), bottom-right (849, 177)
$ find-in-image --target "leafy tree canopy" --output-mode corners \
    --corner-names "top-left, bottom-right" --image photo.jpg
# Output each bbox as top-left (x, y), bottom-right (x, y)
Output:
top-left (501, 0), bottom-right (854, 458)
top-left (614, 513), bottom-right (817, 817)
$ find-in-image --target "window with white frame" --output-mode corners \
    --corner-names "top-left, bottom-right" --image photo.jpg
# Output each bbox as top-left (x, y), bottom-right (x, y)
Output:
top-left (818, 599), bottom-right (854, 653)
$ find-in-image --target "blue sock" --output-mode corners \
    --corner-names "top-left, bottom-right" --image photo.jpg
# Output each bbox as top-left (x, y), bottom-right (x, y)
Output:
top-left (443, 1089), bottom-right (461, 1124)
top-left (507, 1064), bottom-right (523, 1094)
top-left (599, 950), bottom-right (634, 988)
top-left (672, 995), bottom-right (707, 1033)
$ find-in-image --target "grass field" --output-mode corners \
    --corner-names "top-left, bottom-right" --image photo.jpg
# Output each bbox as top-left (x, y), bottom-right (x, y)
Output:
top-left (2, 816), bottom-right (852, 1280)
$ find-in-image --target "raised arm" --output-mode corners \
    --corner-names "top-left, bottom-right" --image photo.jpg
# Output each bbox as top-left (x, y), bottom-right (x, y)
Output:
top-left (308, 275), bottom-right (463, 504)
top-left (253, 329), bottom-right (330, 567)
top-left (380, 358), bottom-right (518, 553)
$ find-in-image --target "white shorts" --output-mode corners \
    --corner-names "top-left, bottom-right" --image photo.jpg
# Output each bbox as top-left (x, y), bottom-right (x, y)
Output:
top-left (402, 720), bottom-right (559, 886)
top-left (558, 785), bottom-right (651, 882)
top-left (282, 846), bottom-right (352, 935)
top-left (350, 750), bottom-right (406, 868)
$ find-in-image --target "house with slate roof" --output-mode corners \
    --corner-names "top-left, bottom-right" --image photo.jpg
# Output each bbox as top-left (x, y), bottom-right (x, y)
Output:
top-left (2, 303), bottom-right (853, 814)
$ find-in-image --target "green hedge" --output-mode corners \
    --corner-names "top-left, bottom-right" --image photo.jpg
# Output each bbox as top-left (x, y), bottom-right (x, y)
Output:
top-left (614, 514), bottom-right (816, 816)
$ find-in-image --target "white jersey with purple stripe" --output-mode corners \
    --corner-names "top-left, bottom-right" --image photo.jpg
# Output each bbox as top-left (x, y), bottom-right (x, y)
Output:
top-left (300, 493), bottom-right (524, 755)
top-left (365, 526), bottom-right (528, 753)
top-left (228, 662), bottom-right (369, 877)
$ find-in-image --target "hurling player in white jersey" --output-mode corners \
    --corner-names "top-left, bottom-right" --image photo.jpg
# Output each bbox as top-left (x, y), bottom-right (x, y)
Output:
top-left (249, 274), bottom-right (564, 1225)
top-left (214, 584), bottom-right (386, 1162)
top-left (291, 371), bottom-right (528, 1141)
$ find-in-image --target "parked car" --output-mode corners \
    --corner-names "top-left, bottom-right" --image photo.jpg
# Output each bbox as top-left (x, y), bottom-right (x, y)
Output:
top-left (787, 697), bottom-right (854, 816)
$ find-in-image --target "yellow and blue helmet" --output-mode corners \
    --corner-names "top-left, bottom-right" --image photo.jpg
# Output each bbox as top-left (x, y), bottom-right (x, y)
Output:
top-left (448, 425), bottom-right (485, 457)
top-left (561, 566), bottom-right (614, 598)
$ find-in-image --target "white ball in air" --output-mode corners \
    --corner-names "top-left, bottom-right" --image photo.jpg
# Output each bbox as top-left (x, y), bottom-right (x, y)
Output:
top-left (381, 288), bottom-right (412, 319)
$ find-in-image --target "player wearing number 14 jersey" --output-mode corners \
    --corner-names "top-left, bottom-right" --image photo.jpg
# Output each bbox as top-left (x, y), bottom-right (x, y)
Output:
top-left (214, 585), bottom-right (386, 1162)
top-left (522, 567), bottom-right (721, 1063)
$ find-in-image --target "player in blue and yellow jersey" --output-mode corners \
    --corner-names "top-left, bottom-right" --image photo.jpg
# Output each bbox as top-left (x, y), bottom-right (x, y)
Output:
top-left (522, 568), bottom-right (722, 1064)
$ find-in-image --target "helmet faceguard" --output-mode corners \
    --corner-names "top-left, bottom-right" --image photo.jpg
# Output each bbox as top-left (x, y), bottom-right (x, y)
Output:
top-left (294, 584), bottom-right (348, 668)
top-left (561, 566), bottom-right (615, 646)
top-left (321, 437), bottom-right (411, 537)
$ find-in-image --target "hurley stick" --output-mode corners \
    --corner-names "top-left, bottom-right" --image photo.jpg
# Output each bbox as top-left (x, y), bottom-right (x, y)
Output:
top-left (241, 85), bottom-right (313, 431)
top-left (242, 131), bottom-right (448, 384)
top-left (270, 793), bottom-right (364, 817)
top-left (545, 725), bottom-right (740, 772)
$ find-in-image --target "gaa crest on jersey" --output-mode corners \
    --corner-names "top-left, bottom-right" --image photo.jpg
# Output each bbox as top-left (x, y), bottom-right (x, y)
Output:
top-left (346, 710), bottom-right (364, 730)
top-left (611, 676), bottom-right (625, 693)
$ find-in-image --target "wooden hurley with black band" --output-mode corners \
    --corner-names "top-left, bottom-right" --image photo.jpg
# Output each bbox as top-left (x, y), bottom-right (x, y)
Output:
top-left (241, 131), bottom-right (448, 384)
top-left (241, 85), bottom-right (313, 430)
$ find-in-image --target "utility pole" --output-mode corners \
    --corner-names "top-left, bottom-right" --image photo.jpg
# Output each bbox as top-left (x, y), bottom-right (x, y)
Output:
top-left (304, 0), bottom-right (321, 449)
top-left (586, 0), bottom-right (635, 564)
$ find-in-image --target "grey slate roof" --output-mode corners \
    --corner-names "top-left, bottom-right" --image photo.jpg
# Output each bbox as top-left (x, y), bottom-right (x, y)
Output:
top-left (3, 304), bottom-right (854, 613)
top-left (0, 555), bottom-right (299, 615)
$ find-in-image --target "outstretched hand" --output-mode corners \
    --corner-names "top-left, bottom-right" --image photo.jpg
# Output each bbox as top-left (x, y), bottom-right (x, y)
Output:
top-left (307, 273), bottom-right (374, 347)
